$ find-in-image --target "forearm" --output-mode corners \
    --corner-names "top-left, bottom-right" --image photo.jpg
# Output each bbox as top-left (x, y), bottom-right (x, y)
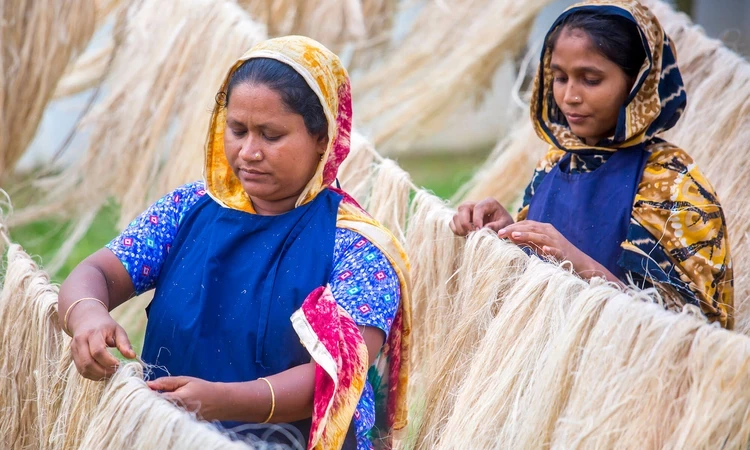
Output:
top-left (220, 361), bottom-right (317, 423)
top-left (58, 249), bottom-right (136, 335)
top-left (577, 259), bottom-right (624, 286)
top-left (59, 263), bottom-right (114, 333)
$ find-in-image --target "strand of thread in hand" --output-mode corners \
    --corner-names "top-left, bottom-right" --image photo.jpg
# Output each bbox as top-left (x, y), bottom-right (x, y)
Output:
top-left (258, 377), bottom-right (276, 423)
top-left (63, 297), bottom-right (108, 335)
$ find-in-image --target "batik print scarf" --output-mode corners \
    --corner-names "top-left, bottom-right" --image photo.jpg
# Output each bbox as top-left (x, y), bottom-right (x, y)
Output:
top-left (519, 0), bottom-right (733, 328)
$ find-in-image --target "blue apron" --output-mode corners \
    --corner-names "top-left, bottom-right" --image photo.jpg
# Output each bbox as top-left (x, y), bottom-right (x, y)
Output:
top-left (142, 188), bottom-right (356, 447)
top-left (526, 146), bottom-right (650, 279)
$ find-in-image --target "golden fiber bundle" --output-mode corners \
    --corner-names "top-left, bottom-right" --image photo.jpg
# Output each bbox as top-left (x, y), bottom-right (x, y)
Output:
top-left (353, 0), bottom-right (555, 151)
top-left (0, 0), bottom-right (96, 179)
top-left (0, 244), bottom-right (271, 449)
top-left (236, 0), bottom-right (397, 63)
top-left (12, 0), bottom-right (267, 262)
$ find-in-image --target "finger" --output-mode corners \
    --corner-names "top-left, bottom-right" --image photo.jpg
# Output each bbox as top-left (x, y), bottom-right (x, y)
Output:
top-left (484, 216), bottom-right (515, 233)
top-left (456, 203), bottom-right (476, 233)
top-left (514, 220), bottom-right (545, 233)
top-left (72, 337), bottom-right (110, 380)
top-left (507, 231), bottom-right (551, 249)
top-left (148, 376), bottom-right (189, 392)
top-left (113, 325), bottom-right (135, 359)
top-left (542, 245), bottom-right (564, 259)
top-left (451, 213), bottom-right (469, 237)
top-left (162, 391), bottom-right (199, 414)
top-left (471, 200), bottom-right (494, 229)
top-left (160, 391), bottom-right (185, 407)
top-left (449, 215), bottom-right (465, 236)
top-left (88, 331), bottom-right (121, 373)
top-left (498, 221), bottom-right (535, 238)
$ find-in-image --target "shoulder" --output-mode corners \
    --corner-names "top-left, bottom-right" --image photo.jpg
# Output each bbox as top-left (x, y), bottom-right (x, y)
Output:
top-left (644, 141), bottom-right (696, 171)
top-left (333, 228), bottom-right (403, 279)
top-left (154, 181), bottom-right (209, 220)
top-left (640, 142), bottom-right (721, 207)
top-left (170, 180), bottom-right (207, 204)
top-left (334, 228), bottom-right (391, 263)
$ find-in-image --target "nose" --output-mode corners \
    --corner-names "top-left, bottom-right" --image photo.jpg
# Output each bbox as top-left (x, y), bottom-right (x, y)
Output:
top-left (237, 134), bottom-right (262, 161)
top-left (563, 82), bottom-right (582, 105)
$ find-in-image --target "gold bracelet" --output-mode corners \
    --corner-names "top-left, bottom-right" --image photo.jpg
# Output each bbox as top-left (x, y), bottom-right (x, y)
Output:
top-left (258, 377), bottom-right (276, 424)
top-left (63, 297), bottom-right (108, 336)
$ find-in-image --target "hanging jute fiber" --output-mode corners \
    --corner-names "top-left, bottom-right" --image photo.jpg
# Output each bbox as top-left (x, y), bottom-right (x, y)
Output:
top-left (353, 0), bottom-right (555, 152)
top-left (235, 0), bottom-right (397, 66)
top-left (0, 0), bottom-right (97, 179)
top-left (4, 127), bottom-right (750, 450)
top-left (0, 243), bottom-right (285, 449)
top-left (10, 0), bottom-right (267, 271)
top-left (408, 232), bottom-right (750, 449)
top-left (328, 135), bottom-right (750, 450)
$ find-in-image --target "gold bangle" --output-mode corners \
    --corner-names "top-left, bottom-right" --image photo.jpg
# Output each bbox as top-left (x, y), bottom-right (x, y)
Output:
top-left (63, 297), bottom-right (108, 336)
top-left (258, 377), bottom-right (276, 424)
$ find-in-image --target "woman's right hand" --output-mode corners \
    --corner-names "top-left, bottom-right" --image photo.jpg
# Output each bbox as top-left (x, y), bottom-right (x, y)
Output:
top-left (450, 198), bottom-right (515, 236)
top-left (68, 303), bottom-right (135, 380)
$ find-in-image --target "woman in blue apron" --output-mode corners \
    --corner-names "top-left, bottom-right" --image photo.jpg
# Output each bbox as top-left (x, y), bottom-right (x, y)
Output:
top-left (58, 37), bottom-right (411, 450)
top-left (451, 0), bottom-right (733, 328)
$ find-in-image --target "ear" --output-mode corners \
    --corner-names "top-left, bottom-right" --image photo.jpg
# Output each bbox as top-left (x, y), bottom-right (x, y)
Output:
top-left (316, 133), bottom-right (329, 155)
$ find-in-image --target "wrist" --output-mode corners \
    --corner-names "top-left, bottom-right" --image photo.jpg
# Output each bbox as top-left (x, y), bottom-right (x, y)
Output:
top-left (65, 300), bottom-right (110, 335)
top-left (572, 253), bottom-right (602, 278)
top-left (220, 380), bottom-right (272, 423)
top-left (576, 257), bottom-right (620, 284)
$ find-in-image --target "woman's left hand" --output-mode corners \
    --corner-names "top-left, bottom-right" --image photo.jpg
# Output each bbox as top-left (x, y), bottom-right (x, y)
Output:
top-left (147, 376), bottom-right (227, 421)
top-left (498, 220), bottom-right (616, 282)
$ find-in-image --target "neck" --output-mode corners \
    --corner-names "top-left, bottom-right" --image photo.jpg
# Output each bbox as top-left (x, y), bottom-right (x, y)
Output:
top-left (250, 195), bottom-right (299, 216)
top-left (582, 127), bottom-right (616, 147)
top-left (583, 137), bottom-right (600, 146)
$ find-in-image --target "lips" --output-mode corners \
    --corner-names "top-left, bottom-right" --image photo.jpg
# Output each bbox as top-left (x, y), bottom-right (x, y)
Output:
top-left (238, 167), bottom-right (268, 178)
top-left (565, 113), bottom-right (589, 125)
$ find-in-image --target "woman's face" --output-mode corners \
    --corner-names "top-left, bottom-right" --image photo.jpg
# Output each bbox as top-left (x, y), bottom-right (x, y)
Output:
top-left (550, 27), bottom-right (631, 146)
top-left (224, 82), bottom-right (328, 215)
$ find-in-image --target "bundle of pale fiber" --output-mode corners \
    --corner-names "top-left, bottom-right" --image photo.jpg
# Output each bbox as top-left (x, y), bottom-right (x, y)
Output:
top-left (408, 232), bottom-right (750, 450)
top-left (0, 0), bottom-right (97, 179)
top-left (11, 0), bottom-right (267, 272)
top-left (458, 0), bottom-right (750, 333)
top-left (0, 244), bottom-right (276, 450)
top-left (334, 137), bottom-right (750, 448)
top-left (337, 136), bottom-right (749, 450)
top-left (353, 0), bottom-right (556, 152)
top-left (236, 0), bottom-right (397, 65)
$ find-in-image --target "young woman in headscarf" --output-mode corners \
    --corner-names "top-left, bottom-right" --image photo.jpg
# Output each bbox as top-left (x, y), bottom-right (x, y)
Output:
top-left (451, 0), bottom-right (733, 328)
top-left (58, 36), bottom-right (410, 450)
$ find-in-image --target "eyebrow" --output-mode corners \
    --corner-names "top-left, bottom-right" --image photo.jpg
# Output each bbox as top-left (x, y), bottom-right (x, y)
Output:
top-left (226, 118), bottom-right (284, 131)
top-left (550, 63), bottom-right (605, 75)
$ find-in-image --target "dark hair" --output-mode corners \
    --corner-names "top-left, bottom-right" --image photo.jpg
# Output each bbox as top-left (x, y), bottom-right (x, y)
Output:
top-left (221, 58), bottom-right (328, 138)
top-left (548, 11), bottom-right (647, 80)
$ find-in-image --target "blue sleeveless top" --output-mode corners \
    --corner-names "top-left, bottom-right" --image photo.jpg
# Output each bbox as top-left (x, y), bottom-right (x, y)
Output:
top-left (142, 188), bottom-right (344, 445)
top-left (526, 146), bottom-right (650, 279)
top-left (107, 182), bottom-right (401, 450)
